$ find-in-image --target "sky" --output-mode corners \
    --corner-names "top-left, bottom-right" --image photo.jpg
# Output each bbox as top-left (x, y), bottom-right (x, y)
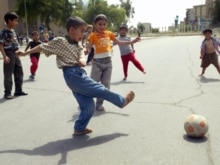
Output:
top-left (107, 0), bottom-right (205, 27)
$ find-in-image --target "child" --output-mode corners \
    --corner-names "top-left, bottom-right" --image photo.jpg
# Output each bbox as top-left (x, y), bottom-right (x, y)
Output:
top-left (200, 28), bottom-right (220, 76)
top-left (17, 16), bottom-right (135, 136)
top-left (86, 14), bottom-right (140, 111)
top-left (82, 24), bottom-right (94, 65)
top-left (115, 24), bottom-right (146, 81)
top-left (0, 12), bottom-right (27, 99)
top-left (25, 31), bottom-right (42, 80)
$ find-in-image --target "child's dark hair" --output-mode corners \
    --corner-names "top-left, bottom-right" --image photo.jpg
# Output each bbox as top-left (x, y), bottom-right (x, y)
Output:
top-left (66, 16), bottom-right (87, 31)
top-left (94, 14), bottom-right (108, 23)
top-left (119, 24), bottom-right (128, 30)
top-left (4, 12), bottom-right (19, 24)
top-left (203, 28), bottom-right (212, 34)
top-left (31, 31), bottom-right (38, 36)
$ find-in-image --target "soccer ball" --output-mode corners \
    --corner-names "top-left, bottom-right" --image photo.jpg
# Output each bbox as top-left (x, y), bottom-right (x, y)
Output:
top-left (184, 114), bottom-right (209, 138)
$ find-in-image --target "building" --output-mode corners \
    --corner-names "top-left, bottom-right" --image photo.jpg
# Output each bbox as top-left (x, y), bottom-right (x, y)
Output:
top-left (0, 0), bottom-right (22, 31)
top-left (185, 0), bottom-right (214, 31)
top-left (142, 23), bottom-right (151, 33)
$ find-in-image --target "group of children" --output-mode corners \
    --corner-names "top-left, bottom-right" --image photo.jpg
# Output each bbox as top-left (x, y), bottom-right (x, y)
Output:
top-left (1, 11), bottom-right (220, 136)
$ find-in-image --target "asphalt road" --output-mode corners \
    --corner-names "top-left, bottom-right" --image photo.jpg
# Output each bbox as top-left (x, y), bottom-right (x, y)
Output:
top-left (0, 35), bottom-right (220, 165)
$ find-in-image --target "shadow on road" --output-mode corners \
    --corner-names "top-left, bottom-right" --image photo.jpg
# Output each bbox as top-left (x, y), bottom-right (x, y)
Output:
top-left (68, 110), bottom-right (129, 123)
top-left (0, 133), bottom-right (128, 165)
top-left (183, 134), bottom-right (208, 143)
top-left (0, 98), bottom-right (6, 104)
top-left (199, 76), bottom-right (220, 83)
top-left (111, 80), bottom-right (145, 85)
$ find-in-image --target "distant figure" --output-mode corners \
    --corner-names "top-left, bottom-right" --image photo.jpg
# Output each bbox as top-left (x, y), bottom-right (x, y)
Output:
top-left (25, 31), bottom-right (42, 80)
top-left (199, 28), bottom-right (220, 76)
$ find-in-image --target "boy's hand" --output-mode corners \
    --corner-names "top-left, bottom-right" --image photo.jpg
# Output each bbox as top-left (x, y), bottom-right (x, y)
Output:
top-left (132, 37), bottom-right (141, 43)
top-left (15, 50), bottom-right (25, 56)
top-left (84, 50), bottom-right (89, 55)
top-left (78, 58), bottom-right (86, 67)
top-left (3, 56), bottom-right (10, 64)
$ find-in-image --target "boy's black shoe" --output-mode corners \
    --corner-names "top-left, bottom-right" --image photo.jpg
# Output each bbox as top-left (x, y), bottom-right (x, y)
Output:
top-left (4, 94), bottom-right (14, 100)
top-left (14, 91), bottom-right (28, 96)
top-left (29, 74), bottom-right (35, 80)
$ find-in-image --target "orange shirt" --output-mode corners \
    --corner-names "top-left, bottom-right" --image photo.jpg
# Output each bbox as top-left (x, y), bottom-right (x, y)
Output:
top-left (88, 31), bottom-right (115, 55)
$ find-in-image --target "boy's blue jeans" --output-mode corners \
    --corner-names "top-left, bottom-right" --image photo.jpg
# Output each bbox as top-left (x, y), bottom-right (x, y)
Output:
top-left (63, 66), bottom-right (125, 131)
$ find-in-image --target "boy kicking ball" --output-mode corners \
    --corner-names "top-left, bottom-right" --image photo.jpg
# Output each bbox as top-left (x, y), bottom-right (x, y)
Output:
top-left (17, 16), bottom-right (135, 136)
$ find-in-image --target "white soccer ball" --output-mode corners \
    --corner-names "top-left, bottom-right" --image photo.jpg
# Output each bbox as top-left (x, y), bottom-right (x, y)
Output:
top-left (184, 114), bottom-right (209, 138)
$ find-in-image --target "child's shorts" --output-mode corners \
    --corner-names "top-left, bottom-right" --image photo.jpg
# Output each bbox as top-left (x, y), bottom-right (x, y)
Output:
top-left (201, 52), bottom-right (219, 68)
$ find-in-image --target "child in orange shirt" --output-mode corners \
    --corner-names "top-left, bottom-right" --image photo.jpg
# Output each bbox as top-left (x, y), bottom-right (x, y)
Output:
top-left (86, 14), bottom-right (140, 111)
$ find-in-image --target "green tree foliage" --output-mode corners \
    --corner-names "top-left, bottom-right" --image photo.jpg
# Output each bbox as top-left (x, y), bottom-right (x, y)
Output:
top-left (137, 23), bottom-right (145, 34)
top-left (212, 0), bottom-right (220, 26)
top-left (16, 0), bottom-right (75, 28)
top-left (15, 0), bottom-right (130, 31)
top-left (82, 0), bottom-right (126, 31)
top-left (119, 0), bottom-right (135, 23)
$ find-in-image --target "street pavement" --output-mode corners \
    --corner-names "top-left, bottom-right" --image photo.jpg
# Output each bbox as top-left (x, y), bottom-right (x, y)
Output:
top-left (0, 35), bottom-right (220, 165)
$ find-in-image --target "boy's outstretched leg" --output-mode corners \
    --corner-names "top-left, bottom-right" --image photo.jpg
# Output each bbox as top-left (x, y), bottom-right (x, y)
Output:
top-left (63, 67), bottom-right (135, 109)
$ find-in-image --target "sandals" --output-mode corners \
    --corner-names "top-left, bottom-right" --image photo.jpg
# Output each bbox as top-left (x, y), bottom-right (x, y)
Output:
top-left (73, 128), bottom-right (92, 136)
top-left (122, 91), bottom-right (135, 108)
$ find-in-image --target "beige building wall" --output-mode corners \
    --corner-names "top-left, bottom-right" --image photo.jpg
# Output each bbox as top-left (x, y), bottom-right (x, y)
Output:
top-left (0, 0), bottom-right (9, 29)
top-left (142, 23), bottom-right (151, 33)
top-left (194, 5), bottom-right (207, 18)
top-left (0, 0), bottom-right (23, 33)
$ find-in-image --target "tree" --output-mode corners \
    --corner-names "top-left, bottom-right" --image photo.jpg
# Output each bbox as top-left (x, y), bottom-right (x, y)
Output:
top-left (119, 0), bottom-right (135, 23)
top-left (82, 0), bottom-right (126, 31)
top-left (15, 0), bottom-right (75, 29)
top-left (137, 23), bottom-right (145, 35)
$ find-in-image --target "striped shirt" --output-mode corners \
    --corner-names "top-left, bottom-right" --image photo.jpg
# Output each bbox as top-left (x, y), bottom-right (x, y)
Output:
top-left (39, 36), bottom-right (84, 69)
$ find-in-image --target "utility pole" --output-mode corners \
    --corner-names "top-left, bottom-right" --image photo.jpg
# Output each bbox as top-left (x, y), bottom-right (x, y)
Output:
top-left (24, 0), bottom-right (29, 42)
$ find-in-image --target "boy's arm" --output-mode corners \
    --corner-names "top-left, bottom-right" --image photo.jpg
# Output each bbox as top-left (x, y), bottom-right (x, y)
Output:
top-left (200, 41), bottom-right (205, 59)
top-left (24, 42), bottom-right (30, 51)
top-left (131, 43), bottom-right (135, 52)
top-left (81, 34), bottom-right (86, 47)
top-left (0, 44), bottom-right (10, 63)
top-left (78, 56), bottom-right (86, 67)
top-left (113, 37), bottom-right (140, 45)
top-left (17, 45), bottom-right (42, 56)
top-left (85, 42), bottom-right (93, 55)
top-left (200, 49), bottom-right (203, 59)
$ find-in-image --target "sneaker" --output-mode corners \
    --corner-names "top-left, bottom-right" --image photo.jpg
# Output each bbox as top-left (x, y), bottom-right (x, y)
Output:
top-left (14, 91), bottom-right (28, 96)
top-left (96, 105), bottom-right (105, 111)
top-left (4, 94), bottom-right (14, 100)
top-left (123, 77), bottom-right (127, 81)
top-left (122, 91), bottom-right (135, 108)
top-left (29, 75), bottom-right (35, 80)
top-left (73, 128), bottom-right (92, 136)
